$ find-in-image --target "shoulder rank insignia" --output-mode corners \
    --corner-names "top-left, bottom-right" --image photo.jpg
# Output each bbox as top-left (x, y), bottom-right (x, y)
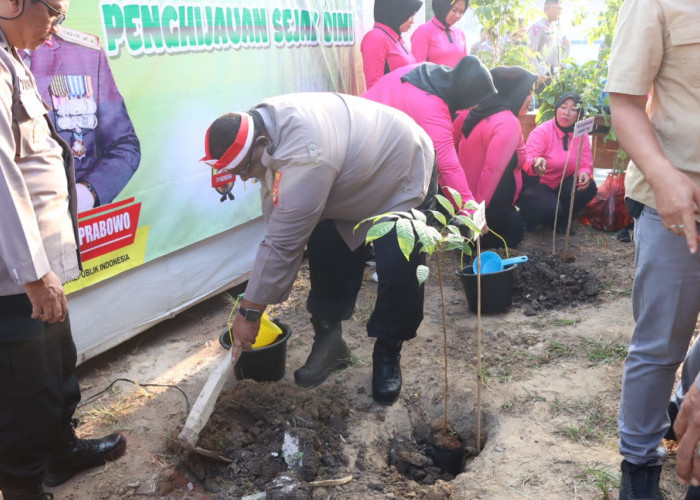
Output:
top-left (54, 26), bottom-right (100, 50)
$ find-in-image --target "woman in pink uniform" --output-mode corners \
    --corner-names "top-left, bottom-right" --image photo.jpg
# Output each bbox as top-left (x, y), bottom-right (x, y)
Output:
top-left (519, 92), bottom-right (598, 232)
top-left (453, 66), bottom-right (537, 248)
top-left (363, 56), bottom-right (496, 211)
top-left (411, 0), bottom-right (468, 67)
top-left (361, 0), bottom-right (423, 89)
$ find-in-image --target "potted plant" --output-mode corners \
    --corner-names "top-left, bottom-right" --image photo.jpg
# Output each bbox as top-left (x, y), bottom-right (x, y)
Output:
top-left (357, 187), bottom-right (491, 472)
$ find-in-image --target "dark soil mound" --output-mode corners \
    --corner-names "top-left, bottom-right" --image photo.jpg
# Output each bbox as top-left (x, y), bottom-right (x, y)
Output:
top-left (512, 249), bottom-right (601, 314)
top-left (181, 380), bottom-right (350, 497)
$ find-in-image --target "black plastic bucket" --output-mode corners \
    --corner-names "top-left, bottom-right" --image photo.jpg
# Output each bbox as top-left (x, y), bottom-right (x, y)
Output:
top-left (457, 264), bottom-right (516, 314)
top-left (219, 321), bottom-right (291, 382)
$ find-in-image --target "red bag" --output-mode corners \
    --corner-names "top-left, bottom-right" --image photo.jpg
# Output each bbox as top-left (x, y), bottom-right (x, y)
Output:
top-left (579, 172), bottom-right (633, 231)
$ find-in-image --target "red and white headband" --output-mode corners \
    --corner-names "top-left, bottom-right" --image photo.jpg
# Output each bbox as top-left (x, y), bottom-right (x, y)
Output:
top-left (201, 112), bottom-right (254, 171)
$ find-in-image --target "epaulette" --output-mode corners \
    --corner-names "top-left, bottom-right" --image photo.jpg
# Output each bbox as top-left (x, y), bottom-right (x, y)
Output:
top-left (54, 27), bottom-right (100, 50)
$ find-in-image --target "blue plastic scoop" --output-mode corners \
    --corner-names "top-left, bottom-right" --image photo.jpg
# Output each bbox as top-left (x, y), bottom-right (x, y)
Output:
top-left (473, 251), bottom-right (529, 274)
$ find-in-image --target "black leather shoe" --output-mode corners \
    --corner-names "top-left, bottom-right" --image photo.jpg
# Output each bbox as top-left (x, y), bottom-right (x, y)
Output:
top-left (619, 459), bottom-right (662, 500)
top-left (1, 484), bottom-right (52, 500)
top-left (372, 339), bottom-right (403, 405)
top-left (44, 432), bottom-right (126, 487)
top-left (294, 318), bottom-right (350, 388)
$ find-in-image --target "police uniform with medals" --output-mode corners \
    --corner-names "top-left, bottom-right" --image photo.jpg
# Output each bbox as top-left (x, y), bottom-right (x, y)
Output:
top-left (27, 27), bottom-right (140, 208)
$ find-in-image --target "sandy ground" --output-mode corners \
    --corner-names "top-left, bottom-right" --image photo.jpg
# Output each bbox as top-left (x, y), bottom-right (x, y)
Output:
top-left (29, 224), bottom-right (695, 500)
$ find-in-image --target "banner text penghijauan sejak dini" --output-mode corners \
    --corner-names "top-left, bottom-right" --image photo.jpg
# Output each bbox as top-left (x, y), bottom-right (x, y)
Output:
top-left (100, 2), bottom-right (355, 57)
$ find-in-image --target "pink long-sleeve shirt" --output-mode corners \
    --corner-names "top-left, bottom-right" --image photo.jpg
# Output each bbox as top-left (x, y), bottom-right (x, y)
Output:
top-left (410, 18), bottom-right (468, 68)
top-left (361, 23), bottom-right (416, 89)
top-left (362, 65), bottom-right (474, 207)
top-left (524, 119), bottom-right (593, 190)
top-left (453, 109), bottom-right (525, 207)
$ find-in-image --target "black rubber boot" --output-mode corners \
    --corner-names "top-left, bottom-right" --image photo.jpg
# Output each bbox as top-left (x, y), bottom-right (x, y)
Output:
top-left (372, 339), bottom-right (403, 405)
top-left (294, 317), bottom-right (351, 388)
top-left (44, 421), bottom-right (126, 487)
top-left (1, 484), bottom-right (52, 500)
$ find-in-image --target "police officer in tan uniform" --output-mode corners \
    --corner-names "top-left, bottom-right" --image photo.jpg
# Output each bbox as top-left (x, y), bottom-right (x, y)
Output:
top-left (0, 1), bottom-right (125, 498)
top-left (528, 0), bottom-right (562, 85)
top-left (606, 0), bottom-right (700, 497)
top-left (202, 92), bottom-right (437, 406)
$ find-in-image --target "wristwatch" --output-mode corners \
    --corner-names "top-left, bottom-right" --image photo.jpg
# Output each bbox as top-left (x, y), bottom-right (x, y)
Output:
top-left (239, 306), bottom-right (262, 322)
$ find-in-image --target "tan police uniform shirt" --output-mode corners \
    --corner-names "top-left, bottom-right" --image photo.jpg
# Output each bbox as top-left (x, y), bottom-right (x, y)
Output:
top-left (0, 29), bottom-right (80, 295)
top-left (605, 0), bottom-right (700, 209)
top-left (244, 92), bottom-right (435, 305)
top-left (528, 17), bottom-right (561, 76)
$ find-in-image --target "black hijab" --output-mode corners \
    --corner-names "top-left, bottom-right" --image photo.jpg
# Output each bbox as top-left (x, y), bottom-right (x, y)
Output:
top-left (374, 0), bottom-right (423, 34)
top-left (432, 0), bottom-right (468, 26)
top-left (401, 55), bottom-right (496, 114)
top-left (432, 0), bottom-right (467, 42)
top-left (554, 91), bottom-right (582, 151)
top-left (462, 65), bottom-right (537, 138)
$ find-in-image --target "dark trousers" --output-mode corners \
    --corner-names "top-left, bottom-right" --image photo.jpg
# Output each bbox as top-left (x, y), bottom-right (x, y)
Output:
top-left (518, 173), bottom-right (598, 231)
top-left (480, 154), bottom-right (524, 249)
top-left (0, 294), bottom-right (81, 489)
top-left (306, 219), bottom-right (425, 341)
top-left (482, 205), bottom-right (525, 249)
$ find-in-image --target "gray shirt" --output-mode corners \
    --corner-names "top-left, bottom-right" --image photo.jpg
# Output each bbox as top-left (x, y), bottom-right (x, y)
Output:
top-left (245, 93), bottom-right (435, 305)
top-left (0, 29), bottom-right (80, 295)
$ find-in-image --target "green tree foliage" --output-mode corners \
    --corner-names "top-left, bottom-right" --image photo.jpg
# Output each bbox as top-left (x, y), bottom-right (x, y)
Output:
top-left (470, 0), bottom-right (536, 71)
top-left (534, 0), bottom-right (624, 147)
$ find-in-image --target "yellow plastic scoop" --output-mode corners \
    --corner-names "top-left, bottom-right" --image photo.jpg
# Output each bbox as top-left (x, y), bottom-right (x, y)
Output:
top-left (219, 312), bottom-right (283, 350)
top-left (252, 312), bottom-right (282, 348)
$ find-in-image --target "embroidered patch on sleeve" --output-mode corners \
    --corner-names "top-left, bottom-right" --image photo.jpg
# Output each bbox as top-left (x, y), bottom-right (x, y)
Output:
top-left (272, 171), bottom-right (282, 207)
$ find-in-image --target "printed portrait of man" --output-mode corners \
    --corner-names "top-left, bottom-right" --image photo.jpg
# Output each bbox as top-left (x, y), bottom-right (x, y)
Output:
top-left (25, 26), bottom-right (141, 212)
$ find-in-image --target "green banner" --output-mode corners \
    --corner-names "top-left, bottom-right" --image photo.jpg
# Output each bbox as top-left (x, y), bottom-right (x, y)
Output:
top-left (39, 0), bottom-right (364, 292)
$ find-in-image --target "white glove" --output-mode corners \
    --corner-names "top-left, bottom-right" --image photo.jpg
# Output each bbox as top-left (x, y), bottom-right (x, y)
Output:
top-left (76, 182), bottom-right (96, 212)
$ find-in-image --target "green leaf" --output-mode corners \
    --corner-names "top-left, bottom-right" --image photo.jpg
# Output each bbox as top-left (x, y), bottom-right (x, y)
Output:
top-left (389, 211), bottom-right (415, 220)
top-left (431, 210), bottom-right (447, 227)
top-left (365, 221), bottom-right (395, 243)
top-left (444, 187), bottom-right (463, 213)
top-left (464, 200), bottom-right (480, 212)
top-left (444, 233), bottom-right (466, 249)
top-left (454, 214), bottom-right (473, 228)
top-left (413, 220), bottom-right (437, 255)
top-left (446, 225), bottom-right (460, 236)
top-left (426, 225), bottom-right (443, 242)
top-left (461, 218), bottom-right (483, 235)
top-left (410, 208), bottom-right (426, 222)
top-left (354, 212), bottom-right (398, 232)
top-left (396, 218), bottom-right (415, 261)
top-left (435, 195), bottom-right (456, 218)
top-left (416, 265), bottom-right (430, 286)
top-left (459, 241), bottom-right (473, 257)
